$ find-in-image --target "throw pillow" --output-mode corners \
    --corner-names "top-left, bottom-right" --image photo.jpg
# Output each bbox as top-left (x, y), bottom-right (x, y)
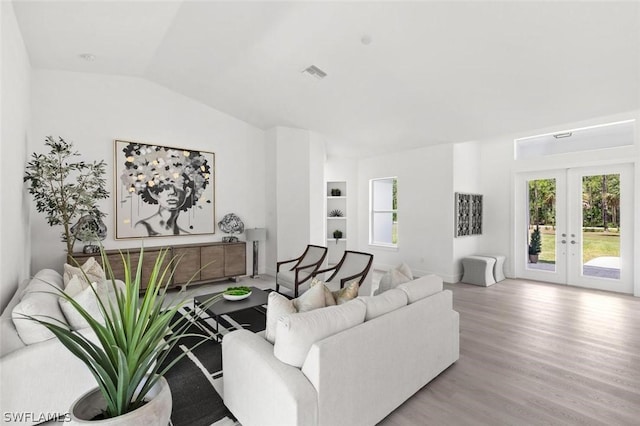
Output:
top-left (375, 262), bottom-right (413, 295)
top-left (292, 281), bottom-right (326, 313)
top-left (273, 300), bottom-right (366, 368)
top-left (332, 280), bottom-right (359, 305)
top-left (59, 278), bottom-right (107, 330)
top-left (265, 292), bottom-right (297, 345)
top-left (63, 256), bottom-right (106, 288)
top-left (309, 278), bottom-right (337, 307)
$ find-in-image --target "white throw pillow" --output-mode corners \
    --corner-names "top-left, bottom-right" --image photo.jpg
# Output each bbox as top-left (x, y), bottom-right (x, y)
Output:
top-left (292, 282), bottom-right (326, 313)
top-left (359, 288), bottom-right (408, 321)
top-left (59, 277), bottom-right (107, 330)
top-left (63, 257), bottom-right (105, 288)
top-left (273, 300), bottom-right (366, 368)
top-left (375, 262), bottom-right (413, 295)
top-left (309, 278), bottom-right (337, 306)
top-left (265, 292), bottom-right (297, 345)
top-left (397, 274), bottom-right (443, 303)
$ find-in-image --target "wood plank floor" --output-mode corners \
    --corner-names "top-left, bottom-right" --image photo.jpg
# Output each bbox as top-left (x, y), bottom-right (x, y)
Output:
top-left (379, 279), bottom-right (640, 426)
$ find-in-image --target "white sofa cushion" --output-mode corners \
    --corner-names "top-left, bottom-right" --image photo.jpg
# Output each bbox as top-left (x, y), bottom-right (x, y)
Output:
top-left (12, 272), bottom-right (67, 345)
top-left (63, 256), bottom-right (105, 288)
top-left (375, 262), bottom-right (413, 295)
top-left (59, 277), bottom-right (107, 330)
top-left (358, 288), bottom-right (408, 321)
top-left (21, 269), bottom-right (64, 295)
top-left (397, 274), bottom-right (443, 303)
top-left (265, 292), bottom-right (297, 344)
top-left (274, 300), bottom-right (366, 368)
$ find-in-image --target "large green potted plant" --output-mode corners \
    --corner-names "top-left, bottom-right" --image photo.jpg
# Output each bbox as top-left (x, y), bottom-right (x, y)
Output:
top-left (23, 136), bottom-right (109, 254)
top-left (528, 225), bottom-right (542, 263)
top-left (27, 247), bottom-right (220, 424)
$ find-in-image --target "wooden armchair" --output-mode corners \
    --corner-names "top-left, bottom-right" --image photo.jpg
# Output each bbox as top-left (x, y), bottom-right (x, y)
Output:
top-left (312, 250), bottom-right (374, 291)
top-left (276, 245), bottom-right (328, 297)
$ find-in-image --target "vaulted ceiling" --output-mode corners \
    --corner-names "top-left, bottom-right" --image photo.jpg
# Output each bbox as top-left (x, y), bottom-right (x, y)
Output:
top-left (12, 1), bottom-right (640, 157)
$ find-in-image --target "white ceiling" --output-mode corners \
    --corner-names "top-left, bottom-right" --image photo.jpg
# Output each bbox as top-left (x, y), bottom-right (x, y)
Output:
top-left (12, 1), bottom-right (640, 158)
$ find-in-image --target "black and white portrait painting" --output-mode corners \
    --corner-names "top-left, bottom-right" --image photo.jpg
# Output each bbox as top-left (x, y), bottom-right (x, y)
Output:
top-left (115, 140), bottom-right (215, 239)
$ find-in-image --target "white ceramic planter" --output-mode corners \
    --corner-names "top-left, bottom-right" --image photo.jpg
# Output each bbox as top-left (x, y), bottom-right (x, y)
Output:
top-left (69, 376), bottom-right (172, 425)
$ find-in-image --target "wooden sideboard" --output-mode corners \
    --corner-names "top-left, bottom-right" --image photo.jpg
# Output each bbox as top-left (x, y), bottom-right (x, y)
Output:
top-left (69, 242), bottom-right (247, 291)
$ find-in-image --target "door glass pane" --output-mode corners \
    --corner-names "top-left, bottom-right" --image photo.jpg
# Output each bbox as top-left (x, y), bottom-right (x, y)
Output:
top-left (581, 174), bottom-right (620, 279)
top-left (527, 179), bottom-right (556, 272)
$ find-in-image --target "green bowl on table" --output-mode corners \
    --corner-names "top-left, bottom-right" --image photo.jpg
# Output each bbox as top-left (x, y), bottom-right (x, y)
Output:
top-left (223, 286), bottom-right (252, 301)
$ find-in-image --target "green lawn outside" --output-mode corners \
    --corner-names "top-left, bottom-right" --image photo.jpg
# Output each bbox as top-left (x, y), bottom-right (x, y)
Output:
top-left (535, 230), bottom-right (619, 264)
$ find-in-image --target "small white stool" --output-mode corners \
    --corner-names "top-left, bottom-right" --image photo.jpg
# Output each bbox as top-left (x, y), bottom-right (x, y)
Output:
top-left (484, 254), bottom-right (506, 282)
top-left (461, 256), bottom-right (496, 286)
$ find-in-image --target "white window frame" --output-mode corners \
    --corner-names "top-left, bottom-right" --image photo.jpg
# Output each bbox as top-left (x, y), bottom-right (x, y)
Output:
top-left (369, 177), bottom-right (398, 248)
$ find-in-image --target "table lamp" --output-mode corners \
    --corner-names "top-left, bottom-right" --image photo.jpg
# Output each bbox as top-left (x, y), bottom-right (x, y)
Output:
top-left (245, 228), bottom-right (266, 278)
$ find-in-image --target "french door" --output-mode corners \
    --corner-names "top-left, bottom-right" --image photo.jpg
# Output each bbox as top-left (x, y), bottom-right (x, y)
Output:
top-left (516, 164), bottom-right (634, 293)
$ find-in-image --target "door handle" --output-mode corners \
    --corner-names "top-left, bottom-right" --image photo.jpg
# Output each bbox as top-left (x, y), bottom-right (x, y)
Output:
top-left (561, 240), bottom-right (567, 244)
top-left (570, 240), bottom-right (577, 244)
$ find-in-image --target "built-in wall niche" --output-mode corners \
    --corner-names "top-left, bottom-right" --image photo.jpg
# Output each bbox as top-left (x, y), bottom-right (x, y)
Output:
top-left (514, 120), bottom-right (635, 160)
top-left (326, 181), bottom-right (347, 264)
top-left (455, 192), bottom-right (482, 237)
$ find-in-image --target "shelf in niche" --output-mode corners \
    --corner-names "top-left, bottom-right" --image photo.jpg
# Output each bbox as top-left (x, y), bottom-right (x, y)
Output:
top-left (327, 196), bottom-right (346, 199)
top-left (326, 238), bottom-right (347, 242)
top-left (327, 217), bottom-right (347, 220)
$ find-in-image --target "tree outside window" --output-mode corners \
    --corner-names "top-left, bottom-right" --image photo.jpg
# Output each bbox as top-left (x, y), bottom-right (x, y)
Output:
top-left (370, 177), bottom-right (398, 246)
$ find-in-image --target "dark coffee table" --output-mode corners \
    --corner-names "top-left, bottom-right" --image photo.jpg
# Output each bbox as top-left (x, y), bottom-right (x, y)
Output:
top-left (193, 286), bottom-right (269, 342)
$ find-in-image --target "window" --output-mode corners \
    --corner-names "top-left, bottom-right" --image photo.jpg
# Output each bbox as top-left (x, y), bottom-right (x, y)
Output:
top-left (370, 177), bottom-right (398, 247)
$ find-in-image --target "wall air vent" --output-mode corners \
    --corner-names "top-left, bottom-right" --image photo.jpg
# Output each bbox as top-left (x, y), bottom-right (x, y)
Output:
top-left (302, 65), bottom-right (327, 80)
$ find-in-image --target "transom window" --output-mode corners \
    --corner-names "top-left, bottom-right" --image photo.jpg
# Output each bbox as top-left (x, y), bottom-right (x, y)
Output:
top-left (370, 177), bottom-right (398, 247)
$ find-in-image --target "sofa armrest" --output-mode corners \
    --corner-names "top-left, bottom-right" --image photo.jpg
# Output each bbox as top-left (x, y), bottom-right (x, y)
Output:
top-left (0, 328), bottom-right (98, 425)
top-left (222, 330), bottom-right (318, 426)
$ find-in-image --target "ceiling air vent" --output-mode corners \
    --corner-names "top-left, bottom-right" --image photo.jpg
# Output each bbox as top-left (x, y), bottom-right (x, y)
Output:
top-left (302, 65), bottom-right (327, 80)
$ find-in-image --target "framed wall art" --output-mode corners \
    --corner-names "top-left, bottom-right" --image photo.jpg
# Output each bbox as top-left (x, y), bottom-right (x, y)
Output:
top-left (114, 140), bottom-right (215, 239)
top-left (455, 192), bottom-right (482, 237)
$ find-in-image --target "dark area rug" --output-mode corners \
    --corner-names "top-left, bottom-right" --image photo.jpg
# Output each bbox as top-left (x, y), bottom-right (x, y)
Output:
top-left (161, 302), bottom-right (266, 426)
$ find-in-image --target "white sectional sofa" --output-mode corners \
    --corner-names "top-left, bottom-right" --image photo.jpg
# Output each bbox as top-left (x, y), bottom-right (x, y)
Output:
top-left (223, 274), bottom-right (460, 426)
top-left (0, 269), bottom-right (119, 425)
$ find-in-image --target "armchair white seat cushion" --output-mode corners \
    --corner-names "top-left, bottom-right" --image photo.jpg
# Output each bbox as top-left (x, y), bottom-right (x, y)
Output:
top-left (276, 269), bottom-right (311, 288)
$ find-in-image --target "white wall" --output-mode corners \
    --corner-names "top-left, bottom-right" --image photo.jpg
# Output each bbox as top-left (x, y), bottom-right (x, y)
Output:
top-left (308, 132), bottom-right (327, 245)
top-left (265, 127), bottom-right (325, 276)
top-left (452, 141), bottom-right (483, 280)
top-left (28, 70), bottom-right (266, 274)
top-left (357, 144), bottom-right (457, 282)
top-left (0, 1), bottom-right (32, 311)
